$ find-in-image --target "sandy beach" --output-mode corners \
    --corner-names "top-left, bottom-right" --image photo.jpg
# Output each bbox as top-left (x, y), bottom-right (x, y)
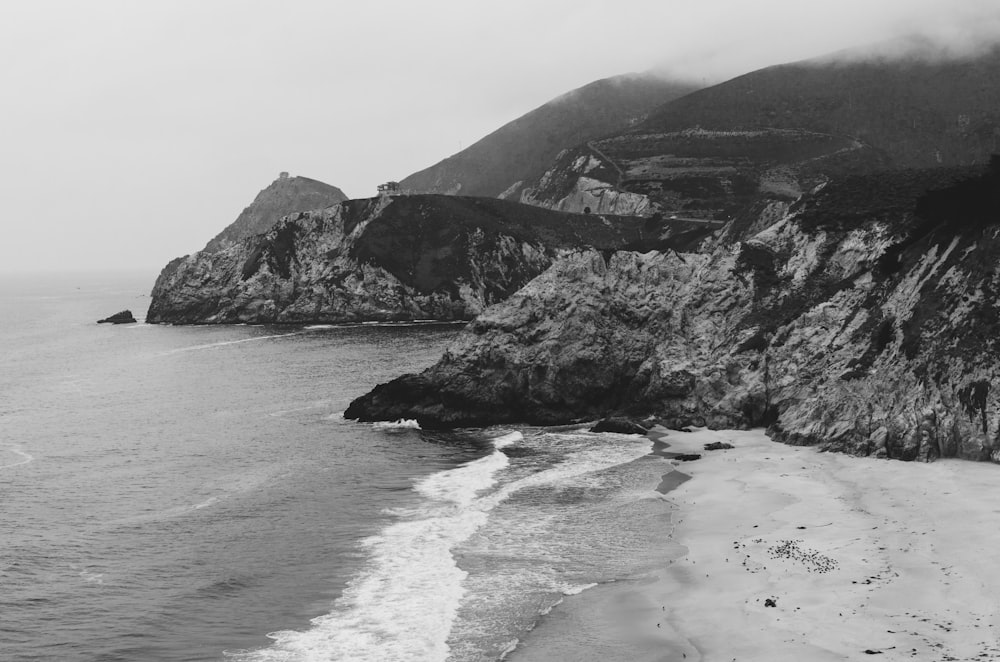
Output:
top-left (513, 426), bottom-right (1000, 661)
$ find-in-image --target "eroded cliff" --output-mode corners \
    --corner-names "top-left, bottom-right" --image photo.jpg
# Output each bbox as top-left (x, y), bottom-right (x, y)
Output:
top-left (147, 195), bottom-right (678, 324)
top-left (347, 161), bottom-right (1000, 462)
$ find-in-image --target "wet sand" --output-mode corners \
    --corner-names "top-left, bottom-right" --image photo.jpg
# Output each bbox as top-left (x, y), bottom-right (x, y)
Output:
top-left (513, 426), bottom-right (1000, 661)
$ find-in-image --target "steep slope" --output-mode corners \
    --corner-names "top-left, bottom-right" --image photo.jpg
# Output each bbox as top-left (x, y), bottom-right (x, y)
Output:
top-left (203, 173), bottom-right (348, 252)
top-left (147, 195), bottom-right (695, 324)
top-left (348, 159), bottom-right (1000, 463)
top-left (521, 45), bottom-right (1000, 218)
top-left (399, 73), bottom-right (700, 199)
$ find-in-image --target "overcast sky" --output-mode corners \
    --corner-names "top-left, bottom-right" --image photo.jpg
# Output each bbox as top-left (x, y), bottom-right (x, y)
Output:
top-left (2, 0), bottom-right (997, 274)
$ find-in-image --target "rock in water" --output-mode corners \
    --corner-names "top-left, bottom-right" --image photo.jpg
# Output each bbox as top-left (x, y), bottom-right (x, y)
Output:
top-left (97, 310), bottom-right (136, 324)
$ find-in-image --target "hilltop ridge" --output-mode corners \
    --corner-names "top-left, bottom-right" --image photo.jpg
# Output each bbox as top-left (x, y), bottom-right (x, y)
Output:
top-left (203, 173), bottom-right (348, 252)
top-left (400, 72), bottom-right (699, 199)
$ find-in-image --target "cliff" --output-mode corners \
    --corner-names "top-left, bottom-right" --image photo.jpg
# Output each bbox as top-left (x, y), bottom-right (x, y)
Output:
top-left (203, 174), bottom-right (348, 252)
top-left (399, 73), bottom-right (699, 199)
top-left (347, 160), bottom-right (1000, 462)
top-left (147, 195), bottom-right (689, 324)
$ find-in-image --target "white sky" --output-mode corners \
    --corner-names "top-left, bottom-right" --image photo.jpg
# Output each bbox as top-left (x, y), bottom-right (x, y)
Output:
top-left (1, 0), bottom-right (997, 274)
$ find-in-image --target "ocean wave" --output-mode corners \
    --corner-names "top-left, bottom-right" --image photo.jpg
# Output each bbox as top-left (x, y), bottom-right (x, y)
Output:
top-left (230, 432), bottom-right (520, 662)
top-left (231, 431), bottom-right (648, 662)
top-left (371, 419), bottom-right (422, 430)
top-left (560, 582), bottom-right (598, 596)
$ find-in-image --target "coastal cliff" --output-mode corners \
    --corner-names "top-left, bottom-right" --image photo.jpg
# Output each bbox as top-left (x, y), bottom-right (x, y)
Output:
top-left (347, 160), bottom-right (1000, 462)
top-left (147, 195), bottom-right (684, 324)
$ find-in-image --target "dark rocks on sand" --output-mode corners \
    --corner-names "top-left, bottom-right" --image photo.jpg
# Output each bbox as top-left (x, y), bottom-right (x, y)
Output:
top-left (764, 598), bottom-right (778, 608)
top-left (674, 454), bottom-right (702, 462)
top-left (590, 418), bottom-right (648, 435)
top-left (97, 310), bottom-right (137, 324)
top-left (704, 441), bottom-right (734, 451)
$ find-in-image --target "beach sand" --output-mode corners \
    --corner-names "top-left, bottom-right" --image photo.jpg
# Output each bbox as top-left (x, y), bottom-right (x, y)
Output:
top-left (512, 426), bottom-right (1000, 661)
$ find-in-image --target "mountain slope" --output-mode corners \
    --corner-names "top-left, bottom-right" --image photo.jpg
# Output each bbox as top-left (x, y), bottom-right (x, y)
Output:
top-left (399, 73), bottom-right (700, 199)
top-left (520, 45), bottom-right (1000, 218)
top-left (203, 174), bottom-right (348, 252)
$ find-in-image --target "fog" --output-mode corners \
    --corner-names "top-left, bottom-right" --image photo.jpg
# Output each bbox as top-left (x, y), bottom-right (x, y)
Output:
top-left (1, 0), bottom-right (997, 273)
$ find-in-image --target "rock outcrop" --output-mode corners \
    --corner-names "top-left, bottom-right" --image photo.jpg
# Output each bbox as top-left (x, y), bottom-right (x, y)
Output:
top-left (203, 173), bottom-right (347, 253)
top-left (347, 160), bottom-right (1000, 462)
top-left (147, 195), bottom-right (678, 324)
top-left (97, 310), bottom-right (137, 324)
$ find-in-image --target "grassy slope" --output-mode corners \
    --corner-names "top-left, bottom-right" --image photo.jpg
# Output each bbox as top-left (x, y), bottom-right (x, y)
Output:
top-left (399, 73), bottom-right (700, 197)
top-left (633, 48), bottom-right (1000, 168)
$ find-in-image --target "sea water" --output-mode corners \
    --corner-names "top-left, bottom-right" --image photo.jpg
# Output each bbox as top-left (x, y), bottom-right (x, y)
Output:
top-left (0, 271), bottom-right (675, 661)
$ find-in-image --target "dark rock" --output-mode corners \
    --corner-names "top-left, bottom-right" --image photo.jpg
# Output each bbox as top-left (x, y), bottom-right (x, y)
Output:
top-left (704, 442), bottom-right (734, 451)
top-left (673, 454), bottom-right (702, 462)
top-left (590, 418), bottom-right (648, 435)
top-left (97, 310), bottom-right (136, 324)
top-left (764, 598), bottom-right (777, 608)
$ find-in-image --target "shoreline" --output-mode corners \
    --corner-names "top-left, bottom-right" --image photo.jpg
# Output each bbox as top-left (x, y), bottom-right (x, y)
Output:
top-left (512, 426), bottom-right (1000, 661)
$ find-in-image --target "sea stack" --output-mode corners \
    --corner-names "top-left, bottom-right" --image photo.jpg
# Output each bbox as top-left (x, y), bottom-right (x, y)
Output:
top-left (97, 310), bottom-right (137, 324)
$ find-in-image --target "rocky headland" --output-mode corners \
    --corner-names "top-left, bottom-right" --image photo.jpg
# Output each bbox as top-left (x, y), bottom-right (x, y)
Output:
top-left (147, 195), bottom-right (693, 324)
top-left (347, 159), bottom-right (1000, 462)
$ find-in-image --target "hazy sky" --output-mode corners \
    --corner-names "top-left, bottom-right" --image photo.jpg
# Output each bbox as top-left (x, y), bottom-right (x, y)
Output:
top-left (2, 0), bottom-right (997, 274)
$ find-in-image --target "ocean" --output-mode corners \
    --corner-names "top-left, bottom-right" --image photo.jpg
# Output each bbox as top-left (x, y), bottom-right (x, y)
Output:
top-left (0, 271), bottom-right (676, 662)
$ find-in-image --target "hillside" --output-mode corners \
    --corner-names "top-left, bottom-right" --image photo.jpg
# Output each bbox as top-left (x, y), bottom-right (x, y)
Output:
top-left (520, 45), bottom-right (1000, 220)
top-left (203, 173), bottom-right (348, 252)
top-left (399, 73), bottom-right (700, 199)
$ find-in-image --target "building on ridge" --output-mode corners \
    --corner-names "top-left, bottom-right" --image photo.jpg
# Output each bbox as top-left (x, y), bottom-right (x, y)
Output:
top-left (377, 181), bottom-right (401, 196)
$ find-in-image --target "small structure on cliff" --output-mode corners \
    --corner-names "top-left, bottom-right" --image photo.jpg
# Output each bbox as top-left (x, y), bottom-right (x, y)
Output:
top-left (377, 181), bottom-right (401, 196)
top-left (279, 171), bottom-right (289, 180)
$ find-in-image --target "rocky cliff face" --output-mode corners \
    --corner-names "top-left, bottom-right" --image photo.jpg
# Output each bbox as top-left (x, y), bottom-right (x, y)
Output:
top-left (203, 174), bottom-right (347, 252)
top-left (347, 160), bottom-right (1000, 462)
top-left (147, 195), bottom-right (673, 324)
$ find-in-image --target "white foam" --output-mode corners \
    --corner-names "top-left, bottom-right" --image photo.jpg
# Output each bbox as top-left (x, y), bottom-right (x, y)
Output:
top-left (193, 497), bottom-right (220, 510)
top-left (490, 431), bottom-right (522, 449)
top-left (234, 434), bottom-right (520, 662)
top-left (561, 582), bottom-right (598, 596)
top-left (160, 332), bottom-right (303, 355)
top-left (371, 419), bottom-right (422, 430)
top-left (0, 446), bottom-right (34, 470)
top-left (232, 431), bottom-right (648, 662)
